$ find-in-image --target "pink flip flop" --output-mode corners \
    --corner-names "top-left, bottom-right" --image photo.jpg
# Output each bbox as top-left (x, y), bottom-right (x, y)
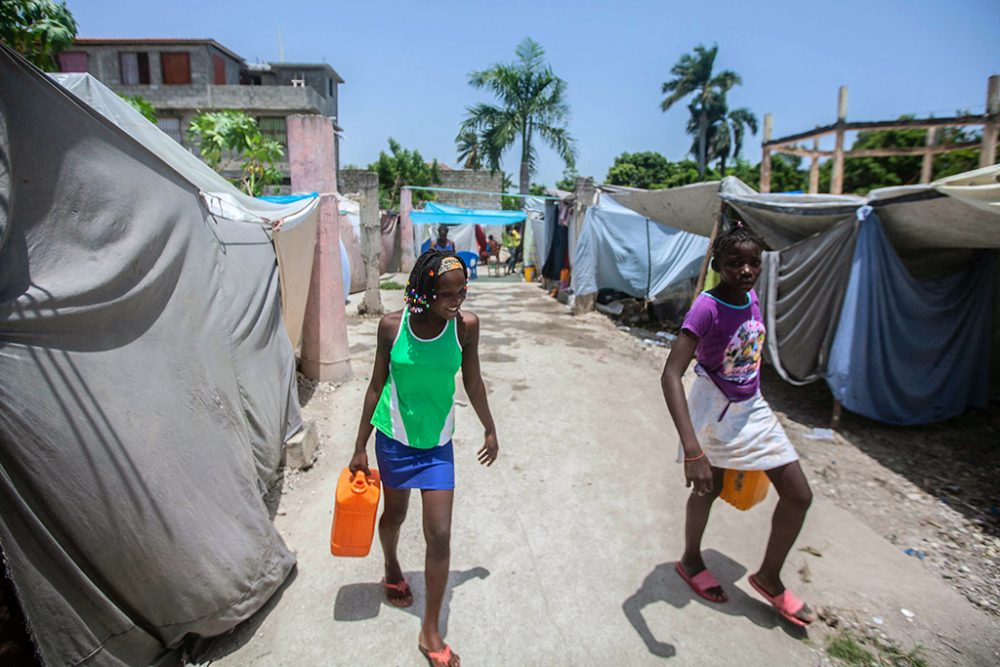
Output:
top-left (419, 642), bottom-right (458, 667)
top-left (674, 561), bottom-right (728, 603)
top-left (748, 574), bottom-right (812, 627)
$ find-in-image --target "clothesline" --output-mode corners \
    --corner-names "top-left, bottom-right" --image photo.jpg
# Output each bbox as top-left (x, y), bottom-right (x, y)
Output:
top-left (401, 185), bottom-right (563, 201)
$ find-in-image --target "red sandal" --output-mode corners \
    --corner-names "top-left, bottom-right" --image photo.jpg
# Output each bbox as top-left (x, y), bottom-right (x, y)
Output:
top-left (675, 561), bottom-right (728, 603)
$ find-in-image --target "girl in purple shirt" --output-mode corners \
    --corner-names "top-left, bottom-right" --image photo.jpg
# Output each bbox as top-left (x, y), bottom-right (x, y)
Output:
top-left (660, 222), bottom-right (816, 627)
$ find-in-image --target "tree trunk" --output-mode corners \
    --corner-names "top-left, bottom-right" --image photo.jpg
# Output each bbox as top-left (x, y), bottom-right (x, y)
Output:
top-left (519, 126), bottom-right (531, 194)
top-left (698, 112), bottom-right (708, 180)
top-left (720, 155), bottom-right (727, 178)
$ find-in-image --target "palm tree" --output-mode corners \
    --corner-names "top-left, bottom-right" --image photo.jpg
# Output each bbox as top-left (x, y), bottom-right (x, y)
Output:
top-left (716, 108), bottom-right (758, 176)
top-left (459, 37), bottom-right (577, 194)
top-left (661, 44), bottom-right (741, 179)
top-left (456, 131), bottom-right (482, 170)
top-left (694, 106), bottom-right (758, 177)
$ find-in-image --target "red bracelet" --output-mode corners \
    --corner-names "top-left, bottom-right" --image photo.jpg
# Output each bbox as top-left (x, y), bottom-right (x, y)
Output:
top-left (684, 452), bottom-right (705, 463)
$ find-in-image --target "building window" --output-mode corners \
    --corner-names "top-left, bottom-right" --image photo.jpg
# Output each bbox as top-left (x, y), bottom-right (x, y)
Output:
top-left (160, 52), bottom-right (191, 85)
top-left (258, 117), bottom-right (287, 150)
top-left (57, 51), bottom-right (88, 73)
top-left (119, 52), bottom-right (150, 84)
top-left (157, 117), bottom-right (182, 144)
top-left (328, 78), bottom-right (334, 97)
top-left (212, 54), bottom-right (226, 85)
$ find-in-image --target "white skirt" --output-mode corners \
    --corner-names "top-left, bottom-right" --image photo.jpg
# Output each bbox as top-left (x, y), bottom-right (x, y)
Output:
top-left (676, 372), bottom-right (799, 471)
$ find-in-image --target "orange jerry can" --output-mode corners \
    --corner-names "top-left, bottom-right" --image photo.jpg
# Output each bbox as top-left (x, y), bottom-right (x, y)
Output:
top-left (331, 468), bottom-right (381, 557)
top-left (720, 469), bottom-right (769, 511)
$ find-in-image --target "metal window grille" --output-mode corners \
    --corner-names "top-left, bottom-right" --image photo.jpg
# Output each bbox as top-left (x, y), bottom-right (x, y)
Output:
top-left (258, 117), bottom-right (287, 149)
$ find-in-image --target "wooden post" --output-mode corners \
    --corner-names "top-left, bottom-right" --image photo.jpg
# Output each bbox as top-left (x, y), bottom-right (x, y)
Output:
top-left (692, 203), bottom-right (724, 302)
top-left (980, 74), bottom-right (999, 168)
top-left (831, 399), bottom-right (843, 430)
top-left (399, 188), bottom-right (415, 272)
top-left (760, 113), bottom-right (773, 193)
top-left (357, 171), bottom-right (383, 316)
top-left (809, 136), bottom-right (820, 194)
top-left (920, 127), bottom-right (938, 183)
top-left (831, 86), bottom-right (848, 195)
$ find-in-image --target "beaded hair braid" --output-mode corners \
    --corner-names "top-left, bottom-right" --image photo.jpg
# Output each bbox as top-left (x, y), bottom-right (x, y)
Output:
top-left (404, 249), bottom-right (468, 314)
top-left (712, 220), bottom-right (765, 259)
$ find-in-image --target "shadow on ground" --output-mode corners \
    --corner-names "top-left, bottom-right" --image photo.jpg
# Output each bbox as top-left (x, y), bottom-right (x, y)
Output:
top-left (759, 366), bottom-right (1000, 539)
top-left (333, 567), bottom-right (490, 636)
top-left (187, 566), bottom-right (299, 664)
top-left (622, 549), bottom-right (805, 659)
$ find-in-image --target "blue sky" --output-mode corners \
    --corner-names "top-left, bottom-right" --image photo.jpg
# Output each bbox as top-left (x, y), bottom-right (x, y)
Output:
top-left (69, 0), bottom-right (1000, 187)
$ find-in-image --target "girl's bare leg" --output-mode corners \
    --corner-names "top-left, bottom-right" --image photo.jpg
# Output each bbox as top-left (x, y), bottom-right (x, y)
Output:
top-left (419, 489), bottom-right (457, 661)
top-left (753, 461), bottom-right (815, 622)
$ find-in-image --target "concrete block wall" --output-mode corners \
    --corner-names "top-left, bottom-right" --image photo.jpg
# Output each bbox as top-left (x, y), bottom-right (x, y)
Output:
top-left (75, 44), bottom-right (240, 88)
top-left (269, 65), bottom-right (338, 118)
top-left (338, 169), bottom-right (503, 210)
top-left (436, 170), bottom-right (503, 209)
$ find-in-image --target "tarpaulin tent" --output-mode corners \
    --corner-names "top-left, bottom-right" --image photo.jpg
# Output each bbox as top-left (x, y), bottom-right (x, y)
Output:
top-left (932, 164), bottom-right (1000, 215)
top-left (410, 201), bottom-right (526, 226)
top-left (410, 201), bottom-right (525, 256)
top-left (335, 195), bottom-right (366, 295)
top-left (50, 72), bottom-right (321, 349)
top-left (572, 194), bottom-right (708, 301)
top-left (611, 174), bottom-right (999, 425)
top-left (1, 45), bottom-right (298, 665)
top-left (827, 209), bottom-right (994, 424)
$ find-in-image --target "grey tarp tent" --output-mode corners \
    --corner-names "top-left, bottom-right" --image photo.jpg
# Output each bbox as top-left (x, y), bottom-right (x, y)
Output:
top-left (612, 176), bottom-right (1000, 416)
top-left (48, 72), bottom-right (320, 351)
top-left (1, 46), bottom-right (298, 664)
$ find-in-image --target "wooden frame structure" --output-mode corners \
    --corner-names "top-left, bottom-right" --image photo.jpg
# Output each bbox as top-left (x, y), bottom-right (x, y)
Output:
top-left (760, 75), bottom-right (999, 194)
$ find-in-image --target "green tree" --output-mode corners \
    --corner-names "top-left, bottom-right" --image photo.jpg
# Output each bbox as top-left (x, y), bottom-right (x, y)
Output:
top-left (119, 94), bottom-right (157, 123)
top-left (368, 138), bottom-right (442, 209)
top-left (661, 44), bottom-right (742, 180)
top-left (0, 0), bottom-right (77, 71)
top-left (459, 37), bottom-right (577, 194)
top-left (814, 115), bottom-right (990, 194)
top-left (605, 152), bottom-right (720, 189)
top-left (555, 167), bottom-right (578, 191)
top-left (606, 151), bottom-right (674, 188)
top-left (187, 111), bottom-right (283, 196)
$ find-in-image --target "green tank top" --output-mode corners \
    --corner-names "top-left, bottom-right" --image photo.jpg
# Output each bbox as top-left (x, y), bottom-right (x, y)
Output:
top-left (371, 309), bottom-right (464, 448)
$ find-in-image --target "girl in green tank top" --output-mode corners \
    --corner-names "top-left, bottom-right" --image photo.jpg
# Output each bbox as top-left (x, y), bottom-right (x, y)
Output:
top-left (349, 249), bottom-right (499, 667)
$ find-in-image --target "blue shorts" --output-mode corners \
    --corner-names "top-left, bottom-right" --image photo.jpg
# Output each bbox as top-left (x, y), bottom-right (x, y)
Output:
top-left (375, 430), bottom-right (455, 490)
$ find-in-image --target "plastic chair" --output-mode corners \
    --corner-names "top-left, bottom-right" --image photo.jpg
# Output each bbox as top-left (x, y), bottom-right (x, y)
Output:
top-left (457, 251), bottom-right (478, 280)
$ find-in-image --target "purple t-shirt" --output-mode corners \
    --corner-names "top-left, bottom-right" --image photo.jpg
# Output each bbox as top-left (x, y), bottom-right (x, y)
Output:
top-left (681, 290), bottom-right (766, 402)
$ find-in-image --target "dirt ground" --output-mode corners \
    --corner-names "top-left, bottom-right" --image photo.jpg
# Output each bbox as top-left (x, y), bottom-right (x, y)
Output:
top-left (616, 304), bottom-right (1000, 623)
top-left (197, 280), bottom-right (999, 667)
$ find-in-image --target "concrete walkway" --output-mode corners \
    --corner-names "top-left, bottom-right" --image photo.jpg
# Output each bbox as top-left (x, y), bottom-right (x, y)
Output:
top-left (206, 282), bottom-right (999, 666)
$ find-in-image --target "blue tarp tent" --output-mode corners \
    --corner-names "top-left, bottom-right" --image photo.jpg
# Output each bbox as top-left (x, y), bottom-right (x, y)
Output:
top-left (826, 210), bottom-right (994, 425)
top-left (410, 201), bottom-right (526, 225)
top-left (410, 202), bottom-right (526, 258)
